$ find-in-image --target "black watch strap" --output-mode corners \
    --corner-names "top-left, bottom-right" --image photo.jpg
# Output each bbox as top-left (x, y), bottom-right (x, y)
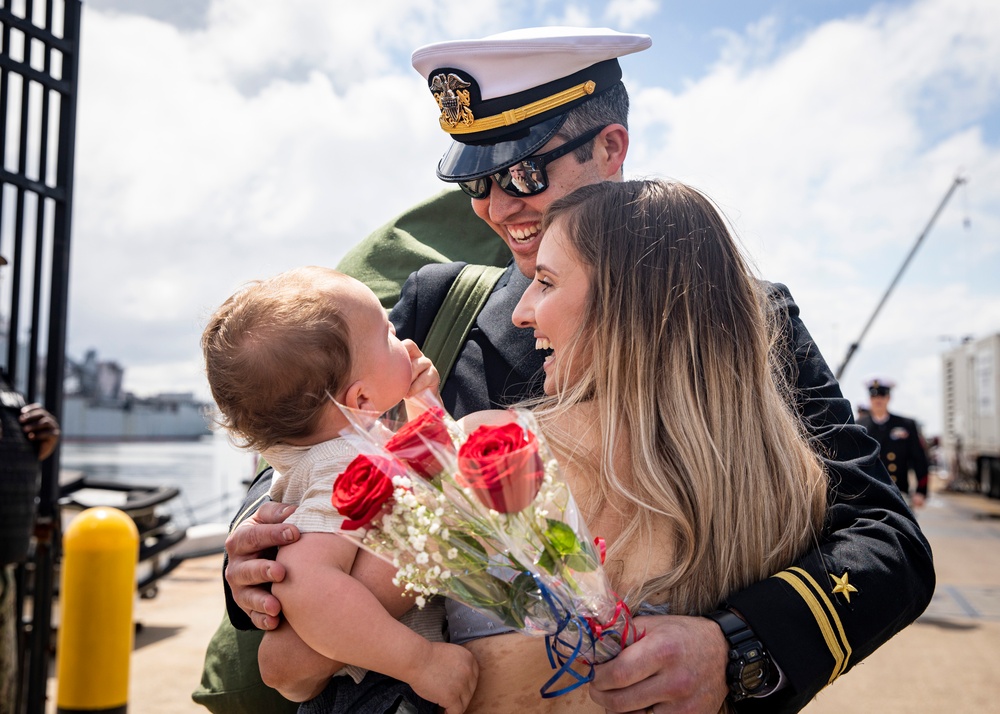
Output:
top-left (707, 609), bottom-right (777, 702)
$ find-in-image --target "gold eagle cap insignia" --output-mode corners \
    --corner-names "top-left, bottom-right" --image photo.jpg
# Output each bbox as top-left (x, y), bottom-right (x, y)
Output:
top-left (430, 72), bottom-right (475, 128)
top-left (830, 571), bottom-right (858, 603)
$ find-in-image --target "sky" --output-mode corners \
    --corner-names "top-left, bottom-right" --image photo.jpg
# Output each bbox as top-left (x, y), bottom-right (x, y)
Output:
top-left (41, 0), bottom-right (1000, 435)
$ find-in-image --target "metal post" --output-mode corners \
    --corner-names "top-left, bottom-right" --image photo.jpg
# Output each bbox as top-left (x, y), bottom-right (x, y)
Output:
top-left (835, 174), bottom-right (968, 381)
top-left (55, 507), bottom-right (138, 714)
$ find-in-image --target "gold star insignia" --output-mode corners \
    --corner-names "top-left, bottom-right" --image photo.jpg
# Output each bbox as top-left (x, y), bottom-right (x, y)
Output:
top-left (830, 571), bottom-right (858, 603)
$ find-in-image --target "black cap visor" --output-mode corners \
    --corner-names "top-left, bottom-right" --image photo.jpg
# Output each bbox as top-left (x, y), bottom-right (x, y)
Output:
top-left (436, 114), bottom-right (567, 182)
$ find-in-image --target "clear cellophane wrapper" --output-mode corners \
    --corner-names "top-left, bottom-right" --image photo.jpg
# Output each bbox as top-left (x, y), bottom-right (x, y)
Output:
top-left (332, 391), bottom-right (640, 697)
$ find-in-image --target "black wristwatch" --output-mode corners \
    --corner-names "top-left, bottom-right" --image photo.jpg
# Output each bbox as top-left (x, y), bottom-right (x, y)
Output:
top-left (707, 609), bottom-right (777, 702)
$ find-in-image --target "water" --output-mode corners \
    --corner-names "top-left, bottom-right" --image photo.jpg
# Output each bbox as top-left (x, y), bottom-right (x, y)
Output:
top-left (59, 431), bottom-right (259, 529)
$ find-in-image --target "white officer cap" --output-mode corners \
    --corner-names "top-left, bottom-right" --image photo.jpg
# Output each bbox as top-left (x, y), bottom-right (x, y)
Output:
top-left (412, 27), bottom-right (652, 181)
top-left (865, 377), bottom-right (896, 394)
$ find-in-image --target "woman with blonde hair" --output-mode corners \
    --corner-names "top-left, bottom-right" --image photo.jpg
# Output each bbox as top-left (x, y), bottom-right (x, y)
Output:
top-left (452, 178), bottom-right (828, 712)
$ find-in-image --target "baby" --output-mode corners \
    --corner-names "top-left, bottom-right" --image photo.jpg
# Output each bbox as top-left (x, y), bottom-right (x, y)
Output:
top-left (203, 266), bottom-right (477, 713)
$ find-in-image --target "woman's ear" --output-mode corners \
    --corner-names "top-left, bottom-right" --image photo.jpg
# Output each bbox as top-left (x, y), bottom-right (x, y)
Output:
top-left (595, 124), bottom-right (629, 178)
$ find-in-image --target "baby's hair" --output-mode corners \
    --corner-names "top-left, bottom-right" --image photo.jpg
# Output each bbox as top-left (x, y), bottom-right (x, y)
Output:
top-left (202, 266), bottom-right (353, 450)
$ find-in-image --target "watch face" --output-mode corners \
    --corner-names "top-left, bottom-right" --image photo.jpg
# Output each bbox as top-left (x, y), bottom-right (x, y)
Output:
top-left (740, 658), bottom-right (767, 691)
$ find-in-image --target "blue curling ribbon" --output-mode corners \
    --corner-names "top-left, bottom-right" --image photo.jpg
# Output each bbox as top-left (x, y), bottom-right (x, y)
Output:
top-left (529, 573), bottom-right (599, 699)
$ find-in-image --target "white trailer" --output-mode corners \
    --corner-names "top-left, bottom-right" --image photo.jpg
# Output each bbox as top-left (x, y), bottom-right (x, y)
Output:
top-left (942, 333), bottom-right (1000, 497)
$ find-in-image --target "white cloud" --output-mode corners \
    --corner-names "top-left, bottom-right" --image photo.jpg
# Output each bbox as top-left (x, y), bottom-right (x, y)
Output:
top-left (69, 5), bottom-right (452, 394)
top-left (626, 0), bottom-right (1000, 432)
top-left (603, 0), bottom-right (660, 29)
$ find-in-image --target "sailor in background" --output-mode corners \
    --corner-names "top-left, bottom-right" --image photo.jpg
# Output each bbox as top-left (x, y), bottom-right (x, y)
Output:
top-left (857, 378), bottom-right (930, 508)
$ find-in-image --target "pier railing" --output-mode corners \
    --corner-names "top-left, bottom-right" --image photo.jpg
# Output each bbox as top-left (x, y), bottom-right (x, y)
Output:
top-left (0, 1), bottom-right (83, 712)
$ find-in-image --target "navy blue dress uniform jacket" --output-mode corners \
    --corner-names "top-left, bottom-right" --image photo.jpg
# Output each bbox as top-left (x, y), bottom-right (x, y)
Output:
top-left (390, 262), bottom-right (934, 713)
top-left (857, 413), bottom-right (930, 497)
top-left (390, 262), bottom-right (544, 416)
top-left (224, 259), bottom-right (935, 713)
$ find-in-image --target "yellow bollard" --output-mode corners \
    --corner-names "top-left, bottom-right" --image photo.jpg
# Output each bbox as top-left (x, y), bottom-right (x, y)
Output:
top-left (56, 506), bottom-right (139, 714)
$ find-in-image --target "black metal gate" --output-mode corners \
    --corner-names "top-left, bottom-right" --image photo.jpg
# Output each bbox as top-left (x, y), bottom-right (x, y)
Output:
top-left (0, 1), bottom-right (82, 712)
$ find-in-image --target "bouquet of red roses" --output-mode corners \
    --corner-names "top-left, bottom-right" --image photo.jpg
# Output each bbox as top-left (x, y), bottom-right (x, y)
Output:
top-left (330, 393), bottom-right (639, 697)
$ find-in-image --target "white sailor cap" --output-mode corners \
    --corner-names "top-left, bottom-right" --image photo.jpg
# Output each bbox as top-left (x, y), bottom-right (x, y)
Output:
top-left (411, 27), bottom-right (652, 182)
top-left (865, 377), bottom-right (896, 394)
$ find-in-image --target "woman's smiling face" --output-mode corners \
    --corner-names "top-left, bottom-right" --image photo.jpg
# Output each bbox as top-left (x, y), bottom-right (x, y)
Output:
top-left (511, 217), bottom-right (592, 396)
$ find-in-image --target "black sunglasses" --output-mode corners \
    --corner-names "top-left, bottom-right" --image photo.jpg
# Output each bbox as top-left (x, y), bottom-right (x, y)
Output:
top-left (458, 125), bottom-right (607, 199)
top-left (869, 387), bottom-right (891, 397)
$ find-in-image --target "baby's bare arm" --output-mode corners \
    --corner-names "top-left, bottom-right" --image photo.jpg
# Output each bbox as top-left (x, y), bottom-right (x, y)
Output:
top-left (349, 549), bottom-right (414, 618)
top-left (274, 534), bottom-right (477, 710)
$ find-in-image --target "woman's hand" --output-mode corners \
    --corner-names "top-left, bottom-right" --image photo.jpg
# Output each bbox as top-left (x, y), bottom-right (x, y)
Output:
top-left (408, 642), bottom-right (479, 714)
top-left (224, 500), bottom-right (300, 630)
top-left (589, 614), bottom-right (729, 713)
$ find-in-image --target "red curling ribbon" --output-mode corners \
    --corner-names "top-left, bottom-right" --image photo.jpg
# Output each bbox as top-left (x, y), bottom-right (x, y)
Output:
top-left (585, 596), bottom-right (640, 646)
top-left (594, 536), bottom-right (606, 565)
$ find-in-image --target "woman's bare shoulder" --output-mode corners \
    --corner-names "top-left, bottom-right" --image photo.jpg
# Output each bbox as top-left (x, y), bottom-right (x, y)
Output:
top-left (457, 409), bottom-right (516, 433)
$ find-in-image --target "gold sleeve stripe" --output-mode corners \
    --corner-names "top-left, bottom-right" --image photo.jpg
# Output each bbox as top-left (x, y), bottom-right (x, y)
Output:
top-left (441, 80), bottom-right (597, 135)
top-left (773, 569), bottom-right (851, 684)
top-left (786, 567), bottom-right (853, 678)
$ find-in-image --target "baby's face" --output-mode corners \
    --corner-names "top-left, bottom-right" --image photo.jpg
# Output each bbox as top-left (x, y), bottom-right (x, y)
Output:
top-left (344, 280), bottom-right (413, 413)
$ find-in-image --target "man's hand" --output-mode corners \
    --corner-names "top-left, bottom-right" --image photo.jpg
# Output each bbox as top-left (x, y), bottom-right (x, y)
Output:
top-left (405, 338), bottom-right (440, 397)
top-left (224, 500), bottom-right (300, 630)
top-left (589, 615), bottom-right (729, 713)
top-left (911, 492), bottom-right (926, 509)
top-left (19, 403), bottom-right (60, 461)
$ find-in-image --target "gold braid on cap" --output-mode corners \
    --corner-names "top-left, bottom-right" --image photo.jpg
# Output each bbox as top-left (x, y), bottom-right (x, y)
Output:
top-left (433, 79), bottom-right (597, 135)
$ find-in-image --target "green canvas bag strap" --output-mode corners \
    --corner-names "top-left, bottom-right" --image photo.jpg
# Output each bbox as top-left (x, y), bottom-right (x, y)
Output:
top-left (422, 264), bottom-right (505, 390)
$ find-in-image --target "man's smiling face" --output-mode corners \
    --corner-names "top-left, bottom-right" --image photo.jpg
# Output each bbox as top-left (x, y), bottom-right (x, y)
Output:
top-left (470, 132), bottom-right (609, 277)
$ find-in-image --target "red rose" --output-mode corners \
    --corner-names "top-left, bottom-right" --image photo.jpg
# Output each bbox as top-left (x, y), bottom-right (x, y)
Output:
top-left (385, 407), bottom-right (454, 480)
top-left (457, 423), bottom-right (545, 514)
top-left (332, 454), bottom-right (404, 531)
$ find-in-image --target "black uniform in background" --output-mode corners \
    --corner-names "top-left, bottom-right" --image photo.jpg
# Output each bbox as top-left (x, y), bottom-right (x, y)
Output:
top-left (858, 412), bottom-right (930, 498)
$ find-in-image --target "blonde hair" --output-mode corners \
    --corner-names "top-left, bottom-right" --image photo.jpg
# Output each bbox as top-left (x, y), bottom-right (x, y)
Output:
top-left (535, 180), bottom-right (827, 614)
top-left (202, 266), bottom-right (353, 451)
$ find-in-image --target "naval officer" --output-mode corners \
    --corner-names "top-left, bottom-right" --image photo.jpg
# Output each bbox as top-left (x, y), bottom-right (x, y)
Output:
top-left (857, 378), bottom-right (931, 508)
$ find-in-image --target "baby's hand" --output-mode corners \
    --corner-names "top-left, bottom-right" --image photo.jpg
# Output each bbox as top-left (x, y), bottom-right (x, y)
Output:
top-left (404, 339), bottom-right (440, 397)
top-left (409, 641), bottom-right (478, 714)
